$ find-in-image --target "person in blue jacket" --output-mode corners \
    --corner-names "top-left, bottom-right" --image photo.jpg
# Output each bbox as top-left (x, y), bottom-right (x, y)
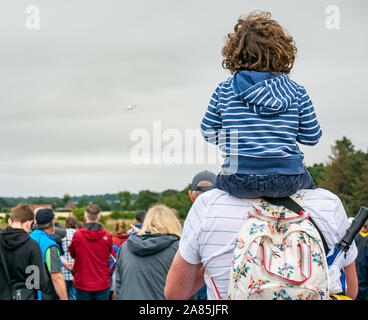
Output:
top-left (128, 210), bottom-right (146, 237)
top-left (30, 208), bottom-right (68, 300)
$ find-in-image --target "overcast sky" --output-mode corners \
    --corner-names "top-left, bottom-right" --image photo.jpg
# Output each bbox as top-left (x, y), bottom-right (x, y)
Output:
top-left (1, 0), bottom-right (367, 197)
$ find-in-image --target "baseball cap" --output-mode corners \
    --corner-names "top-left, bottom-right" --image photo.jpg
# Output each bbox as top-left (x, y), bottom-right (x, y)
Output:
top-left (35, 208), bottom-right (55, 225)
top-left (191, 170), bottom-right (217, 192)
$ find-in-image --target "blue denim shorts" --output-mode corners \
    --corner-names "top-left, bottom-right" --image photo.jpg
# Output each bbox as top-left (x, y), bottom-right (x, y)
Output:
top-left (215, 169), bottom-right (315, 198)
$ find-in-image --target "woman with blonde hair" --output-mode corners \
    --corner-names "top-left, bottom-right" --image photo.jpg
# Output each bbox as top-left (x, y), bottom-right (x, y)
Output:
top-left (114, 205), bottom-right (183, 300)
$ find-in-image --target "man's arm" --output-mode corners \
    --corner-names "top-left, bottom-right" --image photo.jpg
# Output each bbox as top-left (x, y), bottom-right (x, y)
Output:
top-left (345, 262), bottom-right (358, 299)
top-left (50, 273), bottom-right (68, 300)
top-left (165, 250), bottom-right (204, 300)
top-left (46, 246), bottom-right (68, 300)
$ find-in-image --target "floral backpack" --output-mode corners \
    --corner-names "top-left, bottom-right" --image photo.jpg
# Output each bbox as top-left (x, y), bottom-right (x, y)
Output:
top-left (227, 190), bottom-right (330, 300)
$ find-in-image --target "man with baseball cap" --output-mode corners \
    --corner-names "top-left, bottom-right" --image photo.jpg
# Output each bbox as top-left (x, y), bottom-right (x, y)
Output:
top-left (188, 170), bottom-right (217, 202)
top-left (187, 170), bottom-right (217, 300)
top-left (30, 208), bottom-right (68, 300)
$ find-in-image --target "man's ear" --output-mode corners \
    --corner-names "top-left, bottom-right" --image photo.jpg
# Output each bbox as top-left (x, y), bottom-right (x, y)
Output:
top-left (24, 220), bottom-right (33, 232)
top-left (49, 220), bottom-right (55, 233)
top-left (188, 190), bottom-right (195, 202)
top-left (8, 217), bottom-right (12, 227)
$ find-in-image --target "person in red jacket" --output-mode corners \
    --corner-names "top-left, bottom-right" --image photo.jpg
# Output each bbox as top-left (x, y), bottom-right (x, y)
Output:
top-left (69, 204), bottom-right (116, 300)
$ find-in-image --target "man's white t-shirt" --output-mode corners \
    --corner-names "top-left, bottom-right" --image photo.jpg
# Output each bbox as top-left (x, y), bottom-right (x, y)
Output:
top-left (179, 188), bottom-right (358, 300)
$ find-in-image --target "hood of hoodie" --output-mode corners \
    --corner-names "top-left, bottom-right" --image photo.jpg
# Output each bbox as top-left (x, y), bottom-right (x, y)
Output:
top-left (0, 226), bottom-right (30, 250)
top-left (127, 233), bottom-right (179, 256)
top-left (113, 233), bottom-right (129, 240)
top-left (79, 222), bottom-right (106, 241)
top-left (231, 70), bottom-right (298, 117)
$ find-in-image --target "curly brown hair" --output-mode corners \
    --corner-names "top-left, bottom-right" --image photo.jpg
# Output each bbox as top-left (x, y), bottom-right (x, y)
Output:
top-left (222, 11), bottom-right (297, 74)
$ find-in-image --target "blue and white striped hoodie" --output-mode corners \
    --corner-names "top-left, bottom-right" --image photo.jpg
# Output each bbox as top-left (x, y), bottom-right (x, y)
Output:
top-left (200, 70), bottom-right (322, 175)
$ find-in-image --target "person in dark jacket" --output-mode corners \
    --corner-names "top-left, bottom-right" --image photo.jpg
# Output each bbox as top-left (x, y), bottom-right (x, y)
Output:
top-left (0, 204), bottom-right (50, 300)
top-left (355, 220), bottom-right (368, 300)
top-left (69, 204), bottom-right (116, 300)
top-left (115, 204), bottom-right (184, 300)
top-left (356, 244), bottom-right (368, 300)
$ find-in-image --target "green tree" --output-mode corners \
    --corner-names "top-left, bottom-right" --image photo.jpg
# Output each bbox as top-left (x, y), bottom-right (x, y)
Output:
top-left (122, 191), bottom-right (132, 210)
top-left (161, 189), bottom-right (178, 198)
top-left (160, 195), bottom-right (192, 218)
top-left (63, 194), bottom-right (71, 206)
top-left (94, 196), bottom-right (111, 211)
top-left (77, 198), bottom-right (89, 208)
top-left (117, 192), bottom-right (124, 207)
top-left (0, 197), bottom-right (9, 211)
top-left (134, 190), bottom-right (159, 211)
top-left (31, 197), bottom-right (48, 205)
top-left (319, 137), bottom-right (366, 216)
top-left (53, 199), bottom-right (64, 209)
top-left (306, 163), bottom-right (325, 187)
top-left (351, 161), bottom-right (368, 215)
top-left (73, 207), bottom-right (85, 221)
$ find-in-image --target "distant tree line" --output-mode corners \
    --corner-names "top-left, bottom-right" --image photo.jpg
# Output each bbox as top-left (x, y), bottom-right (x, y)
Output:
top-left (1, 136), bottom-right (367, 218)
top-left (306, 136), bottom-right (368, 216)
top-left (0, 185), bottom-right (193, 219)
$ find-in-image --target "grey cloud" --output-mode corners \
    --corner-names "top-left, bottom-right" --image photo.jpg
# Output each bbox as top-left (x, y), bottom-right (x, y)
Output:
top-left (1, 0), bottom-right (367, 196)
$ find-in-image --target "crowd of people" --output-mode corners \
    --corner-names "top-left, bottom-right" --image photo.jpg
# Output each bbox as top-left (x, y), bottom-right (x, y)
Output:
top-left (0, 10), bottom-right (366, 300)
top-left (1, 166), bottom-right (367, 301)
top-left (0, 170), bottom-right (217, 300)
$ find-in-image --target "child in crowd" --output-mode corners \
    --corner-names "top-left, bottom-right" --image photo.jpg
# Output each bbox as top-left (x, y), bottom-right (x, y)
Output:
top-left (201, 11), bottom-right (322, 198)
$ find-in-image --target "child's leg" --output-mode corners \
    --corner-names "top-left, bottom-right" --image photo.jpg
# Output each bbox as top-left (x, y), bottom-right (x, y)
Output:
top-left (215, 169), bottom-right (315, 198)
top-left (261, 169), bottom-right (315, 198)
top-left (215, 172), bottom-right (268, 198)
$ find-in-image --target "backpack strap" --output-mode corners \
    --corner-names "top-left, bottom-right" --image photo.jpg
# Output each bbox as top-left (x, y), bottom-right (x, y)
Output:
top-left (262, 196), bottom-right (330, 255)
top-left (205, 269), bottom-right (222, 300)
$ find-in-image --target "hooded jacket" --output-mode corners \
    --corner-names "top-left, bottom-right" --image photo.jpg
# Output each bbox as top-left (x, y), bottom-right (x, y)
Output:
top-left (0, 227), bottom-right (50, 299)
top-left (115, 233), bottom-right (180, 300)
top-left (69, 222), bottom-right (114, 291)
top-left (201, 70), bottom-right (322, 175)
top-left (112, 233), bottom-right (129, 248)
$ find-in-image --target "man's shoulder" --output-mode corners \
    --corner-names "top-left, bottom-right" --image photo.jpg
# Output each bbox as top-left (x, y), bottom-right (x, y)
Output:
top-left (103, 230), bottom-right (113, 244)
top-left (304, 188), bottom-right (341, 205)
top-left (194, 188), bottom-right (253, 218)
top-left (28, 237), bottom-right (42, 250)
top-left (103, 229), bottom-right (112, 236)
top-left (198, 188), bottom-right (341, 204)
top-left (198, 188), bottom-right (252, 205)
top-left (46, 244), bottom-right (60, 255)
top-left (303, 188), bottom-right (346, 228)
